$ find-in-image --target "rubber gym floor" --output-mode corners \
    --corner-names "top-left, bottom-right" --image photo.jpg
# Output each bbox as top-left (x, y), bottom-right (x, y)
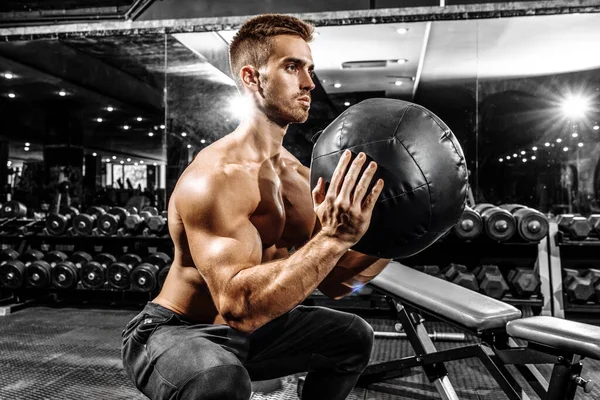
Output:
top-left (0, 305), bottom-right (598, 400)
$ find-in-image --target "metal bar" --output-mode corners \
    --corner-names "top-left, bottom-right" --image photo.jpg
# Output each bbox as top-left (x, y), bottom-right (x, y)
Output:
top-left (411, 21), bottom-right (430, 101)
top-left (514, 364), bottom-right (549, 399)
top-left (374, 330), bottom-right (467, 341)
top-left (124, 0), bottom-right (156, 21)
top-left (546, 358), bottom-right (581, 400)
top-left (546, 221), bottom-right (565, 318)
top-left (477, 345), bottom-right (529, 400)
top-left (2, 0), bottom-right (600, 40)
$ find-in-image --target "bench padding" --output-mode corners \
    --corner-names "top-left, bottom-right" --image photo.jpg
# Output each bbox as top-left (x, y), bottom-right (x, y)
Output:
top-left (369, 262), bottom-right (522, 331)
top-left (507, 316), bottom-right (600, 360)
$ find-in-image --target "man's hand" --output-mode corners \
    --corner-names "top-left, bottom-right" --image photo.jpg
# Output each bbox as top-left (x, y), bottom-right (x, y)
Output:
top-left (312, 150), bottom-right (384, 249)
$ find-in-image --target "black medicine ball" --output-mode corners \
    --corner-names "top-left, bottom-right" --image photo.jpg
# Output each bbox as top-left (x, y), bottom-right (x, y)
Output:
top-left (310, 98), bottom-right (468, 259)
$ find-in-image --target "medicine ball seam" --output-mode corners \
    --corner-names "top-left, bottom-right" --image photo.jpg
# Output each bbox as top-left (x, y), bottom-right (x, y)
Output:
top-left (311, 138), bottom-right (396, 161)
top-left (378, 182), bottom-right (429, 204)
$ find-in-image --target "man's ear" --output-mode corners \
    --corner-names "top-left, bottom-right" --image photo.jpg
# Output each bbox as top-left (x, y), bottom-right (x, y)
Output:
top-left (241, 66), bottom-right (260, 92)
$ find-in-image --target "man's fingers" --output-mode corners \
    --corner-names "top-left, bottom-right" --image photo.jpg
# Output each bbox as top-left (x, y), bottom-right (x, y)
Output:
top-left (328, 150), bottom-right (352, 197)
top-left (362, 179), bottom-right (384, 211)
top-left (338, 153), bottom-right (367, 202)
top-left (352, 161), bottom-right (377, 204)
top-left (312, 177), bottom-right (325, 206)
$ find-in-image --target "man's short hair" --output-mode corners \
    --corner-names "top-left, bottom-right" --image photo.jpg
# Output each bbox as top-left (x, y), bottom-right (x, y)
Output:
top-left (229, 14), bottom-right (314, 90)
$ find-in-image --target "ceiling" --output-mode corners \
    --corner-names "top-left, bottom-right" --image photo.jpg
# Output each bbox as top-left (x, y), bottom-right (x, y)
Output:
top-left (0, 11), bottom-right (599, 167)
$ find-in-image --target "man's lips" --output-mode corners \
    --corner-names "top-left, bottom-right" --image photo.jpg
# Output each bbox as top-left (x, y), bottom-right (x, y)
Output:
top-left (298, 97), bottom-right (311, 105)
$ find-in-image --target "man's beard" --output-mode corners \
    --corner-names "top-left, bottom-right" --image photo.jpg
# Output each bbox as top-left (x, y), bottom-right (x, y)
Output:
top-left (261, 81), bottom-right (309, 125)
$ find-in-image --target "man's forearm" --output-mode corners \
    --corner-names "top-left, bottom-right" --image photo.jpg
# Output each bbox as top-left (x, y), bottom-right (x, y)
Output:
top-left (317, 250), bottom-right (391, 299)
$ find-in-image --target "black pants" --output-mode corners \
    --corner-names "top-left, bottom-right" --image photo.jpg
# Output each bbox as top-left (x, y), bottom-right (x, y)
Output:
top-left (121, 302), bottom-right (374, 400)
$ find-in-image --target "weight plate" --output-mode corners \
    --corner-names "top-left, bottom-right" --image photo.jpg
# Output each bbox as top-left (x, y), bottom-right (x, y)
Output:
top-left (26, 261), bottom-right (51, 288)
top-left (72, 214), bottom-right (95, 235)
top-left (85, 206), bottom-right (106, 217)
top-left (20, 249), bottom-right (44, 263)
top-left (124, 215), bottom-right (144, 232)
top-left (0, 248), bottom-right (19, 262)
top-left (118, 253), bottom-right (142, 267)
top-left (45, 250), bottom-right (68, 266)
top-left (52, 261), bottom-right (79, 289)
top-left (0, 260), bottom-right (25, 289)
top-left (131, 263), bottom-right (159, 292)
top-left (81, 261), bottom-right (106, 289)
top-left (147, 216), bottom-right (166, 233)
top-left (1, 201), bottom-right (27, 219)
top-left (107, 262), bottom-right (132, 290)
top-left (148, 252), bottom-right (172, 269)
top-left (95, 253), bottom-right (117, 267)
top-left (46, 213), bottom-right (69, 236)
top-left (71, 251), bottom-right (93, 267)
top-left (141, 206), bottom-right (159, 216)
top-left (98, 214), bottom-right (119, 236)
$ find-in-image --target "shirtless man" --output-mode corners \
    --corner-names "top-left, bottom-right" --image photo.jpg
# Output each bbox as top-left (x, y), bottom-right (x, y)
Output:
top-left (122, 14), bottom-right (390, 400)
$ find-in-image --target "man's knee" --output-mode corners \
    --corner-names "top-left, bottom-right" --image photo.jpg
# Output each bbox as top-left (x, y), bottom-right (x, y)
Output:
top-left (340, 315), bottom-right (374, 372)
top-left (178, 364), bottom-right (252, 400)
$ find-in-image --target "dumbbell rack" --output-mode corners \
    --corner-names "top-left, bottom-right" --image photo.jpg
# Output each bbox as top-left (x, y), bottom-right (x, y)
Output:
top-left (548, 221), bottom-right (600, 322)
top-left (399, 235), bottom-right (553, 317)
top-left (0, 230), bottom-right (174, 315)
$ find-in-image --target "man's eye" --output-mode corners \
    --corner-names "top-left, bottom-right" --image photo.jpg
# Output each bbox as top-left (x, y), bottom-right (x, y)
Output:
top-left (287, 65), bottom-right (297, 72)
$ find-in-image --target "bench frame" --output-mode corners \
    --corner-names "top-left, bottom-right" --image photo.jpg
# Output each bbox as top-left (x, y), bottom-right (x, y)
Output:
top-left (358, 294), bottom-right (587, 400)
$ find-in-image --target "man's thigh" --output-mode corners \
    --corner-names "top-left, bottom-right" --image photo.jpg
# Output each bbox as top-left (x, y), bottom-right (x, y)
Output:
top-left (124, 318), bottom-right (251, 399)
top-left (245, 306), bottom-right (374, 381)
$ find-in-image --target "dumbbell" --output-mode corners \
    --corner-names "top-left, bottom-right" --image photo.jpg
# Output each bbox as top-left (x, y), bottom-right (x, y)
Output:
top-left (97, 207), bottom-right (130, 236)
top-left (22, 250), bottom-right (65, 289)
top-left (413, 265), bottom-right (445, 280)
top-left (0, 259), bottom-right (26, 289)
top-left (124, 208), bottom-right (158, 234)
top-left (0, 201), bottom-right (27, 219)
top-left (588, 215), bottom-right (600, 238)
top-left (81, 253), bottom-right (117, 289)
top-left (0, 248), bottom-right (19, 263)
top-left (564, 268), bottom-right (600, 304)
top-left (52, 259), bottom-right (79, 290)
top-left (557, 214), bottom-right (591, 241)
top-left (107, 253), bottom-right (142, 290)
top-left (473, 204), bottom-right (516, 241)
top-left (499, 204), bottom-right (549, 242)
top-left (72, 206), bottom-right (106, 235)
top-left (46, 206), bottom-right (79, 236)
top-left (147, 215), bottom-right (168, 235)
top-left (474, 264), bottom-right (509, 299)
top-left (507, 267), bottom-right (540, 298)
top-left (453, 205), bottom-right (483, 240)
top-left (442, 263), bottom-right (479, 291)
top-left (131, 253), bottom-right (171, 292)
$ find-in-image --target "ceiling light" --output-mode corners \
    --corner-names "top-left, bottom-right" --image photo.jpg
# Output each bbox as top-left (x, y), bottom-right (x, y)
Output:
top-left (25, 142), bottom-right (30, 146)
top-left (4, 73), bottom-right (13, 79)
top-left (136, 117), bottom-right (143, 122)
top-left (522, 158), bottom-right (527, 162)
top-left (532, 146), bottom-right (538, 151)
top-left (96, 118), bottom-right (103, 123)
top-left (531, 156), bottom-right (536, 160)
top-left (506, 156), bottom-right (511, 160)
top-left (153, 163), bottom-right (157, 166)
top-left (8, 93), bottom-right (15, 98)
top-left (499, 158), bottom-right (503, 162)
top-left (556, 138), bottom-right (562, 143)
top-left (578, 142), bottom-right (584, 147)
top-left (59, 90), bottom-right (66, 97)
top-left (344, 101), bottom-right (350, 106)
top-left (396, 28), bottom-right (409, 34)
top-left (397, 59), bottom-right (408, 64)
top-left (572, 132), bottom-right (578, 138)
top-left (120, 160), bottom-right (124, 164)
top-left (394, 81), bottom-right (402, 86)
top-left (127, 158), bottom-right (131, 162)
top-left (123, 125), bottom-right (130, 130)
top-left (593, 124), bottom-right (599, 130)
top-left (200, 139), bottom-right (206, 144)
top-left (112, 156), bottom-right (116, 160)
top-left (134, 162), bottom-right (138, 166)
top-left (563, 147), bottom-right (569, 151)
top-left (24, 147), bottom-right (29, 151)
top-left (140, 160), bottom-right (144, 164)
top-left (520, 150), bottom-right (526, 155)
top-left (105, 158), bottom-right (111, 162)
top-left (154, 126), bottom-right (158, 130)
top-left (187, 144), bottom-right (192, 149)
top-left (160, 124), bottom-right (166, 129)
top-left (333, 83), bottom-right (342, 88)
top-left (148, 132), bottom-right (154, 137)
top-left (561, 94), bottom-right (590, 119)
top-left (92, 152), bottom-right (97, 156)
top-left (181, 132), bottom-right (187, 137)
top-left (512, 153), bottom-right (517, 157)
top-left (545, 142), bottom-right (550, 147)
top-left (107, 106), bottom-right (114, 112)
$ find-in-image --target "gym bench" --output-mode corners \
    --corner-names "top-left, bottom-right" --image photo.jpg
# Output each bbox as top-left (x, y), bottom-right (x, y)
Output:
top-left (359, 261), bottom-right (600, 400)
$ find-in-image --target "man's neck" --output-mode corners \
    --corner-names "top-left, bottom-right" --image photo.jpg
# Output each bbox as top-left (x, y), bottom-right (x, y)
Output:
top-left (234, 112), bottom-right (288, 162)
